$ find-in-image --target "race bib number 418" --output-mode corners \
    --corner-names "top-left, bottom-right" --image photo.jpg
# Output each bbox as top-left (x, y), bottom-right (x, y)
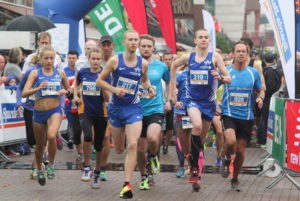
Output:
top-left (41, 82), bottom-right (61, 96)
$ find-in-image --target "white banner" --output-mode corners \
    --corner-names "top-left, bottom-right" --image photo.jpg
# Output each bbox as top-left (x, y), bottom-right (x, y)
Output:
top-left (266, 95), bottom-right (276, 154)
top-left (0, 90), bottom-right (67, 145)
top-left (259, 0), bottom-right (295, 99)
top-left (202, 9), bottom-right (216, 53)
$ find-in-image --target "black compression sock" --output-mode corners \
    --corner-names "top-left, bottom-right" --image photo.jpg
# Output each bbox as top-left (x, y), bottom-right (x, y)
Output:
top-left (191, 135), bottom-right (202, 168)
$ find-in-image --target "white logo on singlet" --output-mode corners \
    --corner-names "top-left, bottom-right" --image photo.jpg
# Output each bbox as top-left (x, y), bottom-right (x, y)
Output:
top-left (119, 67), bottom-right (125, 70)
top-left (204, 60), bottom-right (212, 65)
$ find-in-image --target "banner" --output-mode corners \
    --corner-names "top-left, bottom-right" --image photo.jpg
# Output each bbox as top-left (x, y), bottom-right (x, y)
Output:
top-left (286, 101), bottom-right (300, 171)
top-left (88, 0), bottom-right (127, 52)
top-left (121, 0), bottom-right (148, 35)
top-left (272, 97), bottom-right (285, 165)
top-left (259, 0), bottom-right (295, 99)
top-left (148, 0), bottom-right (177, 54)
top-left (0, 90), bottom-right (67, 145)
top-left (266, 95), bottom-right (276, 154)
top-left (202, 10), bottom-right (216, 53)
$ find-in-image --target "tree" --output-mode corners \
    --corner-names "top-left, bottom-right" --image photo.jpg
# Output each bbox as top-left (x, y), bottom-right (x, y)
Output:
top-left (216, 32), bottom-right (232, 53)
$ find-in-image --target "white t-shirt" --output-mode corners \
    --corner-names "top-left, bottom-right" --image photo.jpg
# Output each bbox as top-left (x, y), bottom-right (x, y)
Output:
top-left (22, 53), bottom-right (62, 73)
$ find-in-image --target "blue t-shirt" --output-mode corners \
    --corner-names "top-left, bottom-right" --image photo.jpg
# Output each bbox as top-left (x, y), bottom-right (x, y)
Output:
top-left (110, 53), bottom-right (143, 106)
top-left (221, 65), bottom-right (262, 120)
top-left (139, 59), bottom-right (170, 116)
top-left (77, 68), bottom-right (111, 117)
top-left (63, 66), bottom-right (75, 81)
top-left (174, 70), bottom-right (188, 114)
top-left (186, 52), bottom-right (218, 102)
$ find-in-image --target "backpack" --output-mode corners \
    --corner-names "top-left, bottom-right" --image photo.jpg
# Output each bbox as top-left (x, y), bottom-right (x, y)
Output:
top-left (263, 67), bottom-right (281, 96)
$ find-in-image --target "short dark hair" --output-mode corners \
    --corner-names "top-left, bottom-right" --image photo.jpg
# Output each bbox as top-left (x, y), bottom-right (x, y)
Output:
top-left (68, 50), bottom-right (79, 57)
top-left (139, 34), bottom-right (155, 46)
top-left (162, 52), bottom-right (172, 59)
top-left (232, 41), bottom-right (249, 53)
top-left (240, 37), bottom-right (253, 50)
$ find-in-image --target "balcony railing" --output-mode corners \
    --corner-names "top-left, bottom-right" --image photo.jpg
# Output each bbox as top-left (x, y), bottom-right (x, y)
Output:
top-left (0, 0), bottom-right (33, 8)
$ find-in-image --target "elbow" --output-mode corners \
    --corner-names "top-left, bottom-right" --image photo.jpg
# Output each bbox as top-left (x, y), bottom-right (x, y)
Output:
top-left (21, 92), bottom-right (26, 98)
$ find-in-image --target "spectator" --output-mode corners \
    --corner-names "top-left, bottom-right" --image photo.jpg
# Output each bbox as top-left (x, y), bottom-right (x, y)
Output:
top-left (4, 47), bottom-right (23, 84)
top-left (5, 75), bottom-right (18, 90)
top-left (0, 54), bottom-right (8, 87)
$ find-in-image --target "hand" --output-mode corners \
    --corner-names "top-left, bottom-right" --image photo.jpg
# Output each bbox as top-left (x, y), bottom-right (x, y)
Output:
top-left (148, 87), bottom-right (156, 99)
top-left (74, 97), bottom-right (82, 104)
top-left (256, 97), bottom-right (263, 109)
top-left (17, 106), bottom-right (24, 119)
top-left (0, 75), bottom-right (8, 83)
top-left (114, 87), bottom-right (127, 98)
top-left (215, 106), bottom-right (221, 116)
top-left (38, 80), bottom-right (48, 90)
top-left (59, 89), bottom-right (69, 96)
top-left (164, 101), bottom-right (171, 112)
top-left (174, 101), bottom-right (183, 110)
top-left (211, 70), bottom-right (222, 81)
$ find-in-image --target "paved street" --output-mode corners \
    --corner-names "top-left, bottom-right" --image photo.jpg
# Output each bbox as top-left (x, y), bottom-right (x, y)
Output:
top-left (1, 146), bottom-right (300, 201)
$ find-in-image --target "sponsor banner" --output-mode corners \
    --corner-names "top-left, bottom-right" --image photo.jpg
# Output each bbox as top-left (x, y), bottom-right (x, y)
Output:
top-left (272, 96), bottom-right (285, 165)
top-left (202, 10), bottom-right (216, 53)
top-left (0, 90), bottom-right (67, 145)
top-left (89, 0), bottom-right (127, 52)
top-left (148, 0), bottom-right (177, 54)
top-left (295, 0), bottom-right (300, 51)
top-left (121, 0), bottom-right (148, 35)
top-left (286, 101), bottom-right (300, 171)
top-left (259, 0), bottom-right (295, 99)
top-left (266, 95), bottom-right (276, 154)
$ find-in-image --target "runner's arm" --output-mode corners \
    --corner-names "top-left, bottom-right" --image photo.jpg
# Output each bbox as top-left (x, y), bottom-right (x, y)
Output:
top-left (212, 52), bottom-right (231, 84)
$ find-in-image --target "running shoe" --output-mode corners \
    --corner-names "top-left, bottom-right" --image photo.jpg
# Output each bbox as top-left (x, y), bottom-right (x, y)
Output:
top-left (139, 176), bottom-right (149, 190)
top-left (91, 171), bottom-right (101, 189)
top-left (148, 175), bottom-right (155, 186)
top-left (100, 171), bottom-right (108, 181)
top-left (57, 137), bottom-right (63, 151)
top-left (120, 183), bottom-right (133, 199)
top-left (176, 167), bottom-right (185, 178)
top-left (81, 167), bottom-right (93, 182)
top-left (37, 170), bottom-right (46, 186)
top-left (150, 155), bottom-right (160, 175)
top-left (163, 145), bottom-right (168, 155)
top-left (188, 167), bottom-right (200, 184)
top-left (231, 178), bottom-right (241, 192)
top-left (220, 156), bottom-right (231, 178)
top-left (215, 157), bottom-right (222, 167)
top-left (47, 165), bottom-right (55, 179)
top-left (30, 168), bottom-right (38, 180)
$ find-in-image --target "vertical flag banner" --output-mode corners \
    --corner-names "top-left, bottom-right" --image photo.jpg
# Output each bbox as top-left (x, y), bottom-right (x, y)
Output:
top-left (259, 0), bottom-right (295, 99)
top-left (148, 0), bottom-right (177, 54)
top-left (202, 10), bottom-right (216, 53)
top-left (121, 0), bottom-right (148, 35)
top-left (266, 95), bottom-right (276, 154)
top-left (88, 0), bottom-right (127, 52)
top-left (272, 97), bottom-right (285, 165)
top-left (286, 101), bottom-right (300, 172)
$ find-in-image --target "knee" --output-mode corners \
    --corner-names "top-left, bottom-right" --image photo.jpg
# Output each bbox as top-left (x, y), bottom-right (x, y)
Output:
top-left (47, 134), bottom-right (56, 142)
top-left (225, 138), bottom-right (236, 148)
top-left (127, 141), bottom-right (137, 152)
top-left (193, 123), bottom-right (202, 133)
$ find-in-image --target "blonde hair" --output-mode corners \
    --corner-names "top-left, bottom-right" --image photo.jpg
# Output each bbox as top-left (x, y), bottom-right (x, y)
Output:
top-left (38, 32), bottom-right (51, 43)
top-left (88, 48), bottom-right (103, 58)
top-left (8, 47), bottom-right (22, 64)
top-left (124, 29), bottom-right (138, 39)
top-left (139, 34), bottom-right (155, 46)
top-left (38, 46), bottom-right (56, 58)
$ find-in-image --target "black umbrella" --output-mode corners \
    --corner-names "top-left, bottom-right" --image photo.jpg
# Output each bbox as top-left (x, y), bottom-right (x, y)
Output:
top-left (2, 15), bottom-right (55, 32)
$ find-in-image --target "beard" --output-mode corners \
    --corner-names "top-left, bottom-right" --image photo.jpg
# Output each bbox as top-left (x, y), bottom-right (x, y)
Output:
top-left (141, 54), bottom-right (151, 60)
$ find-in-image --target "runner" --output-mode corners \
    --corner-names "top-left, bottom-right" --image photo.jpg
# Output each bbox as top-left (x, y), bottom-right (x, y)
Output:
top-left (137, 34), bottom-right (171, 190)
top-left (162, 52), bottom-right (174, 155)
top-left (96, 30), bottom-right (155, 199)
top-left (22, 46), bottom-right (70, 186)
top-left (98, 35), bottom-right (115, 181)
top-left (220, 41), bottom-right (264, 191)
top-left (170, 29), bottom-right (231, 191)
top-left (75, 48), bottom-right (110, 189)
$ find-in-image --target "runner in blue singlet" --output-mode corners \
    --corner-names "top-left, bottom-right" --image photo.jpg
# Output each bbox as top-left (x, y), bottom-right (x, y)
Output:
top-left (96, 30), bottom-right (155, 199)
top-left (170, 29), bottom-right (231, 191)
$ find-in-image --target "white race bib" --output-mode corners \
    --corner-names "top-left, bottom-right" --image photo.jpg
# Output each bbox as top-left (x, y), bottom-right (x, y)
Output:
top-left (139, 85), bottom-right (156, 99)
top-left (182, 116), bottom-right (193, 129)
top-left (82, 81), bottom-right (100, 96)
top-left (230, 92), bottom-right (249, 107)
top-left (117, 77), bottom-right (138, 95)
top-left (190, 70), bottom-right (208, 85)
top-left (41, 82), bottom-right (61, 96)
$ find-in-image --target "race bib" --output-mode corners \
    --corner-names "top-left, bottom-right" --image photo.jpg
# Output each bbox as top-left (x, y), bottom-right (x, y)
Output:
top-left (82, 81), bottom-right (100, 96)
top-left (41, 82), bottom-right (61, 96)
top-left (190, 70), bottom-right (208, 85)
top-left (182, 116), bottom-right (193, 129)
top-left (230, 92), bottom-right (249, 107)
top-left (139, 85), bottom-right (156, 99)
top-left (117, 77), bottom-right (137, 95)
